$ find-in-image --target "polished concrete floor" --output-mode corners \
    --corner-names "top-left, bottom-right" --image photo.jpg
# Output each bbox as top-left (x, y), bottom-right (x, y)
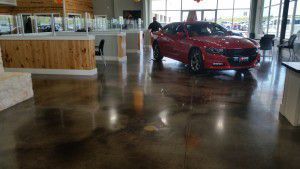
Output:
top-left (0, 49), bottom-right (300, 169)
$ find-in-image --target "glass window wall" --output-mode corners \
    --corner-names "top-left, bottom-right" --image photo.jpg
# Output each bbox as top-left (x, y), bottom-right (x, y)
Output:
top-left (286, 0), bottom-right (295, 38)
top-left (0, 15), bottom-right (14, 34)
top-left (262, 0), bottom-right (299, 39)
top-left (151, 0), bottom-right (251, 36)
top-left (167, 0), bottom-right (181, 10)
top-left (294, 0), bottom-right (300, 34)
top-left (218, 0), bottom-right (234, 9)
top-left (182, 0), bottom-right (217, 10)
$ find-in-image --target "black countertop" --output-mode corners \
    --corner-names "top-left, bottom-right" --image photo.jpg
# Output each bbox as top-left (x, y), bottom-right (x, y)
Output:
top-left (282, 62), bottom-right (300, 73)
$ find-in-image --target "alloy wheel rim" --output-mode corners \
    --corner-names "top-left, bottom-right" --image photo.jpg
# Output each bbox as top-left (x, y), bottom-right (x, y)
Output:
top-left (191, 51), bottom-right (200, 71)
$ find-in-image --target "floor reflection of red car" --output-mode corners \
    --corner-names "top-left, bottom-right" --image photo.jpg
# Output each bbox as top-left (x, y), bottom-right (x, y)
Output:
top-left (152, 21), bottom-right (260, 73)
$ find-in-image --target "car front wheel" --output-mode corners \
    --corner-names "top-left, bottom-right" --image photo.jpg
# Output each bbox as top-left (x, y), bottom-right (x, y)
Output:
top-left (189, 48), bottom-right (204, 73)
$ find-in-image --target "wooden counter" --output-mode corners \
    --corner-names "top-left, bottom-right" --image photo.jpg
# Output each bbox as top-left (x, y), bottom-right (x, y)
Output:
top-left (143, 30), bottom-right (152, 50)
top-left (125, 30), bottom-right (144, 53)
top-left (280, 62), bottom-right (300, 126)
top-left (92, 30), bottom-right (144, 54)
top-left (0, 34), bottom-right (97, 75)
top-left (56, 32), bottom-right (127, 62)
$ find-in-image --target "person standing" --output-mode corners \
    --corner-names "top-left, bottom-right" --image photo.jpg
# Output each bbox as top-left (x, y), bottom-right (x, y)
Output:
top-left (148, 17), bottom-right (163, 45)
top-left (148, 17), bottom-right (162, 33)
top-left (25, 18), bottom-right (33, 33)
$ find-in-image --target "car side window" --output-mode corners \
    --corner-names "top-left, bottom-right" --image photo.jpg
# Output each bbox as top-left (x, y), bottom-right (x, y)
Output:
top-left (176, 24), bottom-right (184, 33)
top-left (163, 24), bottom-right (178, 35)
top-left (162, 25), bottom-right (170, 34)
top-left (213, 24), bottom-right (227, 34)
top-left (186, 24), bottom-right (213, 37)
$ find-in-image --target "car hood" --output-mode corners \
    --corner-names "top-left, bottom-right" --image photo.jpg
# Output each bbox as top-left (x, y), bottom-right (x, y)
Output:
top-left (190, 36), bottom-right (257, 49)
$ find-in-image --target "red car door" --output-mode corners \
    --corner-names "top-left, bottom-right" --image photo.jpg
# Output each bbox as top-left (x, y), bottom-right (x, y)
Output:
top-left (163, 23), bottom-right (181, 59)
top-left (170, 24), bottom-right (190, 63)
top-left (158, 24), bottom-right (179, 59)
top-left (158, 25), bottom-right (173, 57)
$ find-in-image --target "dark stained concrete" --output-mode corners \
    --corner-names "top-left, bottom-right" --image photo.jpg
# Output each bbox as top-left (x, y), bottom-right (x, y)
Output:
top-left (0, 50), bottom-right (300, 169)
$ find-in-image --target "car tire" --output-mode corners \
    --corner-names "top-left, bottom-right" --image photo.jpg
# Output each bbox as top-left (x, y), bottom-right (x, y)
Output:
top-left (189, 48), bottom-right (204, 73)
top-left (153, 42), bottom-right (163, 61)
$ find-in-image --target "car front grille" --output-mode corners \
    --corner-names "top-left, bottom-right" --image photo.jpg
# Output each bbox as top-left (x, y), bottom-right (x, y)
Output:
top-left (224, 48), bottom-right (258, 66)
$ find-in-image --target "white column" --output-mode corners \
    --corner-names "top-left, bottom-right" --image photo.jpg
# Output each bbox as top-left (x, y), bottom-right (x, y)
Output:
top-left (51, 13), bottom-right (56, 36)
top-left (63, 0), bottom-right (67, 31)
top-left (255, 0), bottom-right (265, 38)
top-left (85, 12), bottom-right (89, 35)
top-left (34, 15), bottom-right (38, 33)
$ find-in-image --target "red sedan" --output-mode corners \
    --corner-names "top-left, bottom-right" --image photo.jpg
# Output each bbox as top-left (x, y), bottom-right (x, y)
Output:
top-left (152, 21), bottom-right (260, 73)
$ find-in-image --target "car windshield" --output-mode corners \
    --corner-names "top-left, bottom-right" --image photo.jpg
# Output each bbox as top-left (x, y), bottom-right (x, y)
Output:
top-left (186, 23), bottom-right (227, 37)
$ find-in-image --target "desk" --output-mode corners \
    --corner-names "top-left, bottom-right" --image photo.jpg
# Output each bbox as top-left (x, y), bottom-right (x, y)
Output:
top-left (280, 62), bottom-right (300, 126)
top-left (125, 30), bottom-right (144, 53)
top-left (56, 32), bottom-right (127, 62)
top-left (0, 33), bottom-right (97, 75)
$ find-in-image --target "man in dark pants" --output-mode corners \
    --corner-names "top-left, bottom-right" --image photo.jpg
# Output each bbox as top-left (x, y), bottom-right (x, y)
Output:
top-left (148, 17), bottom-right (162, 33)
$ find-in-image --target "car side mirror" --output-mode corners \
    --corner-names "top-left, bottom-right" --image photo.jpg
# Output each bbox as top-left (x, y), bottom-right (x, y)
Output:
top-left (177, 32), bottom-right (185, 39)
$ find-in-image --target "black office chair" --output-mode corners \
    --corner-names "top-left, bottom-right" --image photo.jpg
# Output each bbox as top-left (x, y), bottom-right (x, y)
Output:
top-left (260, 34), bottom-right (275, 57)
top-left (95, 40), bottom-right (106, 66)
top-left (278, 34), bottom-right (297, 61)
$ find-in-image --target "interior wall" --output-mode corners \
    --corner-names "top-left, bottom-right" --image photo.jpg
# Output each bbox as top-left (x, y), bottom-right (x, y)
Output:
top-left (0, 0), bottom-right (63, 15)
top-left (65, 0), bottom-right (93, 15)
top-left (0, 6), bottom-right (13, 13)
top-left (113, 0), bottom-right (143, 18)
top-left (0, 0), bottom-right (17, 6)
top-left (93, 0), bottom-right (143, 19)
top-left (0, 0), bottom-right (94, 16)
top-left (93, 0), bottom-right (114, 18)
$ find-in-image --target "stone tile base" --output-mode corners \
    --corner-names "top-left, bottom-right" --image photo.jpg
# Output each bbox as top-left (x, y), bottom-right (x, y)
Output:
top-left (0, 72), bottom-right (34, 111)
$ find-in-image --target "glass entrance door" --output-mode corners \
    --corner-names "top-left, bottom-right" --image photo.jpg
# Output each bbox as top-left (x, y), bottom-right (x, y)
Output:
top-left (182, 10), bottom-right (216, 22)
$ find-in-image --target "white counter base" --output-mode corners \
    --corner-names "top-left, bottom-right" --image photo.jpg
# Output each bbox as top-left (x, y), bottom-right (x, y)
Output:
top-left (280, 68), bottom-right (300, 126)
top-left (127, 49), bottom-right (141, 53)
top-left (4, 68), bottom-right (98, 76)
top-left (96, 56), bottom-right (127, 62)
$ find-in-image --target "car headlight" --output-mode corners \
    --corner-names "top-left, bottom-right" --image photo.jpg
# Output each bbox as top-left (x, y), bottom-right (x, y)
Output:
top-left (206, 48), bottom-right (225, 55)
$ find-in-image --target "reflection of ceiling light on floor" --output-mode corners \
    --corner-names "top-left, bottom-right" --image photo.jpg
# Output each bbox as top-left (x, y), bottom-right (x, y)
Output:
top-left (217, 119), bottom-right (224, 131)
top-left (159, 110), bottom-right (169, 126)
top-left (109, 108), bottom-right (118, 125)
top-left (218, 103), bottom-right (226, 109)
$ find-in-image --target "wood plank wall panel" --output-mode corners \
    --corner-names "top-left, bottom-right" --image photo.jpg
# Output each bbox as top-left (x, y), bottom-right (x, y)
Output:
top-left (11, 0), bottom-right (63, 14)
top-left (65, 0), bottom-right (93, 15)
top-left (0, 0), bottom-right (93, 15)
top-left (0, 40), bottom-right (96, 70)
top-left (0, 0), bottom-right (63, 14)
top-left (0, 6), bottom-right (13, 13)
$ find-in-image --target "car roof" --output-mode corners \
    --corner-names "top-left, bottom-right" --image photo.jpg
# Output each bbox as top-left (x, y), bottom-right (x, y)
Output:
top-left (167, 21), bottom-right (215, 26)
